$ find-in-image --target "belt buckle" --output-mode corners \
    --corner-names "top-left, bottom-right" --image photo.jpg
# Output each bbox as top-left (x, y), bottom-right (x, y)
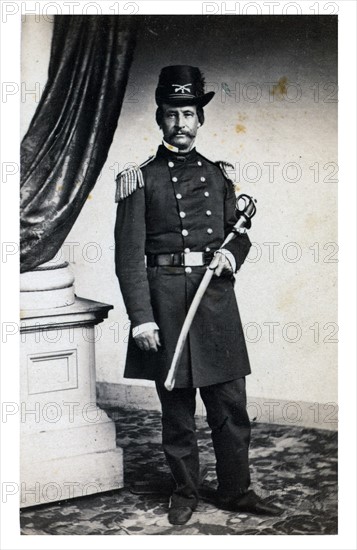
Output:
top-left (183, 252), bottom-right (204, 267)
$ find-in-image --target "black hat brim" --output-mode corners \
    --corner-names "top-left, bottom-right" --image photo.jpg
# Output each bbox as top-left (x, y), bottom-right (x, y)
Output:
top-left (156, 91), bottom-right (215, 107)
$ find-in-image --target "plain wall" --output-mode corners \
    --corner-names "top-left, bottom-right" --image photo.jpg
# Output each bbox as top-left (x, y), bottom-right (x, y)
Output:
top-left (21, 16), bottom-right (338, 406)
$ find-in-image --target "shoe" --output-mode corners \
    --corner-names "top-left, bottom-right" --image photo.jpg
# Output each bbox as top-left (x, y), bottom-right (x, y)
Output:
top-left (216, 489), bottom-right (283, 516)
top-left (168, 505), bottom-right (194, 525)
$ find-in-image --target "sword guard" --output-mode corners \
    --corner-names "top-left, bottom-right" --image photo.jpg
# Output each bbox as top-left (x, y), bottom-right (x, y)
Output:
top-left (234, 194), bottom-right (257, 232)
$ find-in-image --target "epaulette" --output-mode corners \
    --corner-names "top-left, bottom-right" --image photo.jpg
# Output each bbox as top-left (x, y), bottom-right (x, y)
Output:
top-left (215, 160), bottom-right (235, 184)
top-left (115, 155), bottom-right (155, 202)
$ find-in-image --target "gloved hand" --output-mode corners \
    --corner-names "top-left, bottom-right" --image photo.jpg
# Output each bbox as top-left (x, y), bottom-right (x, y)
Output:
top-left (134, 329), bottom-right (161, 352)
top-left (213, 251), bottom-right (234, 277)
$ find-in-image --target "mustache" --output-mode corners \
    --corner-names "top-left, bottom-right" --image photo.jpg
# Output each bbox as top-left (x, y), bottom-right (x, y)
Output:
top-left (170, 129), bottom-right (195, 137)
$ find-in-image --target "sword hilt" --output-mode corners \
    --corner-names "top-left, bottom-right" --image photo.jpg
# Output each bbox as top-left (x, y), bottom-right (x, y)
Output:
top-left (164, 193), bottom-right (257, 391)
top-left (233, 194), bottom-right (257, 233)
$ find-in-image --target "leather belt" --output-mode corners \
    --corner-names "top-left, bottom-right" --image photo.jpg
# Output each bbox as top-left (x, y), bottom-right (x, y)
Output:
top-left (147, 251), bottom-right (214, 267)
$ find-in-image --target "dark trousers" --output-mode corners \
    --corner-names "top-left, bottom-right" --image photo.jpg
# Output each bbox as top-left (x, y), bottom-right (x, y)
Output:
top-left (155, 378), bottom-right (251, 509)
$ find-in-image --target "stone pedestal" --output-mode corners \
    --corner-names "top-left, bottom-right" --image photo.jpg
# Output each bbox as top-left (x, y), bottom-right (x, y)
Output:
top-left (20, 261), bottom-right (123, 508)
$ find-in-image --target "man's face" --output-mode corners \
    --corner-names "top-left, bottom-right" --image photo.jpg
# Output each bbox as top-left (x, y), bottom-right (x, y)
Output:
top-left (160, 103), bottom-right (200, 152)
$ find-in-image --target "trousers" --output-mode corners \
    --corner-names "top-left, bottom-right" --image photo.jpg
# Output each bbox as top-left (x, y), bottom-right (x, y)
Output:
top-left (155, 377), bottom-right (251, 509)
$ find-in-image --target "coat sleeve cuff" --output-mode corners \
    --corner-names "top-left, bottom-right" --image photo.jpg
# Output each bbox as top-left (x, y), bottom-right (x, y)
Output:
top-left (132, 322), bottom-right (159, 337)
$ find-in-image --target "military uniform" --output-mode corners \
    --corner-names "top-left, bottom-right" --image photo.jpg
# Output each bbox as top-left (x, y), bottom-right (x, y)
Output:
top-left (115, 144), bottom-right (252, 388)
top-left (115, 143), bottom-right (253, 508)
top-left (114, 65), bottom-right (254, 517)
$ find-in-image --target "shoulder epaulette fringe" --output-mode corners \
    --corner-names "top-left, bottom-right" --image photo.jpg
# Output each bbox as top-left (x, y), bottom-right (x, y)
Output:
top-left (115, 156), bottom-right (155, 202)
top-left (215, 160), bottom-right (235, 184)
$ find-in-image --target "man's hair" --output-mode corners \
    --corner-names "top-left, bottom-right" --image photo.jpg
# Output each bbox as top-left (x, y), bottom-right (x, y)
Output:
top-left (155, 105), bottom-right (205, 127)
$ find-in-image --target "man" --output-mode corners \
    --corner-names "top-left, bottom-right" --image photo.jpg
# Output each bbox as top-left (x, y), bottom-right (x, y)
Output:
top-left (115, 66), bottom-right (280, 525)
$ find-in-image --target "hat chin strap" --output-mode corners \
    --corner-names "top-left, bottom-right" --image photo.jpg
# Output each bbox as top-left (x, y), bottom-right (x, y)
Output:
top-left (162, 138), bottom-right (196, 154)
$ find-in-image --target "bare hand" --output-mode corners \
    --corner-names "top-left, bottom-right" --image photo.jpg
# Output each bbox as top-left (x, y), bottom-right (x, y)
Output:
top-left (134, 329), bottom-right (161, 352)
top-left (214, 252), bottom-right (233, 277)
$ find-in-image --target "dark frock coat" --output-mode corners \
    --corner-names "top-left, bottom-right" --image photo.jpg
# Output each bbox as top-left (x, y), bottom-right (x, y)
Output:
top-left (115, 145), bottom-right (252, 388)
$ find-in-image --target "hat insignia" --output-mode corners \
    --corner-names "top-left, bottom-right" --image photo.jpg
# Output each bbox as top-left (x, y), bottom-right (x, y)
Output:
top-left (172, 83), bottom-right (192, 94)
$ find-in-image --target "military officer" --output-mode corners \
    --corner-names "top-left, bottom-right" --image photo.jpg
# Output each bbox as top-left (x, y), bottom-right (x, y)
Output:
top-left (115, 66), bottom-right (280, 525)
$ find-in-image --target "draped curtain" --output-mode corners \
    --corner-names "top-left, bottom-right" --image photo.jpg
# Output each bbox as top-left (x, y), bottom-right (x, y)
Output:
top-left (20, 15), bottom-right (137, 273)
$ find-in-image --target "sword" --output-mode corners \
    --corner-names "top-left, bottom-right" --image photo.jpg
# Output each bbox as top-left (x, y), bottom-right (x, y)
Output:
top-left (164, 194), bottom-right (257, 391)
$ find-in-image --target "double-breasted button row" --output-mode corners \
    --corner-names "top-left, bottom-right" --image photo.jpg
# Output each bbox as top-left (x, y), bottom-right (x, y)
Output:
top-left (168, 159), bottom-right (203, 167)
top-left (182, 227), bottom-right (213, 236)
top-left (169, 160), bottom-right (203, 169)
top-left (173, 176), bottom-right (206, 185)
top-left (169, 160), bottom-right (203, 166)
top-left (168, 159), bottom-right (213, 241)
top-left (177, 193), bottom-right (208, 199)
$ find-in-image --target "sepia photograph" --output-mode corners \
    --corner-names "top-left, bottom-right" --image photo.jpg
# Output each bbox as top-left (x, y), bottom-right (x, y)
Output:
top-left (1, 1), bottom-right (356, 546)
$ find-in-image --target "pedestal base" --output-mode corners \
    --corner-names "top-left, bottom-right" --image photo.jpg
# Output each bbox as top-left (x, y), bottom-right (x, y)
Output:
top-left (21, 449), bottom-right (123, 507)
top-left (20, 295), bottom-right (122, 508)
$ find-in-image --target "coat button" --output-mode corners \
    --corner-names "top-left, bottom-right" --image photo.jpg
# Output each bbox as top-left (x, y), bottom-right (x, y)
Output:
top-left (180, 212), bottom-right (186, 218)
top-left (197, 161), bottom-right (202, 166)
top-left (168, 161), bottom-right (174, 168)
top-left (182, 229), bottom-right (189, 236)
top-left (185, 267), bottom-right (192, 274)
top-left (200, 177), bottom-right (206, 182)
top-left (204, 191), bottom-right (209, 197)
top-left (207, 228), bottom-right (213, 234)
top-left (206, 210), bottom-right (212, 216)
top-left (205, 247), bottom-right (211, 252)
top-left (172, 176), bottom-right (178, 182)
top-left (176, 193), bottom-right (182, 199)
top-left (184, 248), bottom-right (190, 253)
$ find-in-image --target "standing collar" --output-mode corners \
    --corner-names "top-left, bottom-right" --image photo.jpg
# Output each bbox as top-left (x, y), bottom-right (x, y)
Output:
top-left (162, 139), bottom-right (180, 153)
top-left (158, 142), bottom-right (198, 162)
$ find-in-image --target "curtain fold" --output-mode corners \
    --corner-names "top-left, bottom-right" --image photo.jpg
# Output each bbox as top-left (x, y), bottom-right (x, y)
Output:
top-left (20, 15), bottom-right (137, 273)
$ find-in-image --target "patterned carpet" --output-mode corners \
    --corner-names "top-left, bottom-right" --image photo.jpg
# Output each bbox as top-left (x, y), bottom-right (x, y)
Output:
top-left (20, 406), bottom-right (337, 535)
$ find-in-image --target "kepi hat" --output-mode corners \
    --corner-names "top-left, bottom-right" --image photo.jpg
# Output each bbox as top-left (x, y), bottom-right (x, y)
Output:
top-left (155, 65), bottom-right (215, 107)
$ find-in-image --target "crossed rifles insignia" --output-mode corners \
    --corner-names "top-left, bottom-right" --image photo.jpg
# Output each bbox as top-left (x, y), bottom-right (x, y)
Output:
top-left (172, 83), bottom-right (192, 93)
